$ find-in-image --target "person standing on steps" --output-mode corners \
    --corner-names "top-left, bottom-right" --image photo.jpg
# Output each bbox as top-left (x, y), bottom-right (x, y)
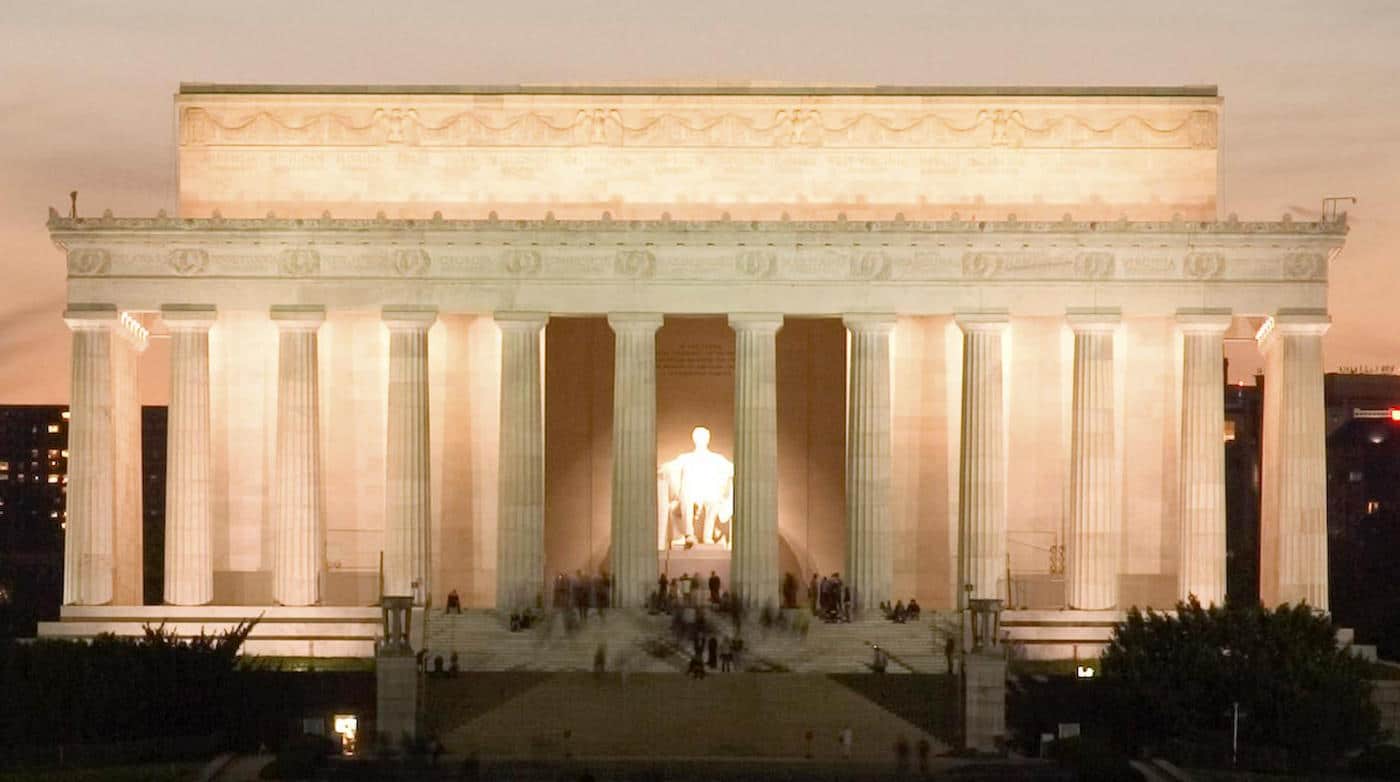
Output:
top-left (708, 570), bottom-right (721, 605)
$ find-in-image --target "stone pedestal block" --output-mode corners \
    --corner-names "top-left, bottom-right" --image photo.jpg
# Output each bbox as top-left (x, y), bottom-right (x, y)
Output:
top-left (963, 652), bottom-right (1007, 753)
top-left (375, 652), bottom-right (419, 744)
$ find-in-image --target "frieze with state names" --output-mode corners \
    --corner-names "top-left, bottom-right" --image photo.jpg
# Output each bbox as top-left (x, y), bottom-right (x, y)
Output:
top-left (54, 214), bottom-right (1340, 286)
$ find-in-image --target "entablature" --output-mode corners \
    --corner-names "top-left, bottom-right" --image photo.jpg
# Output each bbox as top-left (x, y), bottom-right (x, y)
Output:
top-left (49, 212), bottom-right (1345, 317)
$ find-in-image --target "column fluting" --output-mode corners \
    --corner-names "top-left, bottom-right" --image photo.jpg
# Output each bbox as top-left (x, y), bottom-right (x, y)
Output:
top-left (956, 313), bottom-right (1010, 604)
top-left (63, 305), bottom-right (118, 606)
top-left (844, 314), bottom-right (895, 615)
top-left (1259, 311), bottom-right (1330, 609)
top-left (271, 305), bottom-right (326, 606)
top-left (729, 314), bottom-right (783, 608)
top-left (608, 313), bottom-right (664, 608)
top-left (383, 307), bottom-right (436, 603)
top-left (1066, 311), bottom-right (1121, 610)
top-left (162, 305), bottom-right (216, 606)
top-left (1177, 311), bottom-right (1231, 606)
top-left (495, 312), bottom-right (548, 612)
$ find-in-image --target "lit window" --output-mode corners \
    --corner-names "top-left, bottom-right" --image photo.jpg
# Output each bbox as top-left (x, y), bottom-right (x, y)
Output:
top-left (0, 461), bottom-right (7, 471)
top-left (60, 450), bottom-right (68, 458)
top-left (1367, 501), bottom-right (1381, 514)
top-left (47, 424), bottom-right (59, 434)
top-left (1223, 420), bottom-right (1236, 443)
top-left (47, 474), bottom-right (59, 484)
top-left (61, 411), bottom-right (70, 420)
top-left (47, 450), bottom-right (58, 459)
top-left (49, 511), bottom-right (58, 519)
top-left (1350, 471), bottom-right (1364, 483)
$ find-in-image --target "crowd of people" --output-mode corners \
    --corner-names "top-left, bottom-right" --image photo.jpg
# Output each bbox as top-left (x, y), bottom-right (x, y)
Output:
top-left (809, 572), bottom-right (852, 623)
top-left (879, 598), bottom-right (922, 623)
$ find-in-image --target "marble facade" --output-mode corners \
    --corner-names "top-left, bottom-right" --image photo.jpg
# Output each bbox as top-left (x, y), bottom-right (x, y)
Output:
top-left (47, 84), bottom-right (1344, 621)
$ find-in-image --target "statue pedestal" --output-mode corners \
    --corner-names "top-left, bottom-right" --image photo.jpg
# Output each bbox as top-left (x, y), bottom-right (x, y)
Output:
top-left (658, 544), bottom-right (731, 590)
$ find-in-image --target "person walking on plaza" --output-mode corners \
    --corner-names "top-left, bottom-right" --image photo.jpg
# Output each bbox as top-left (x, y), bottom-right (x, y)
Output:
top-left (839, 726), bottom-right (853, 760)
top-left (720, 636), bottom-right (733, 672)
top-left (808, 573), bottom-right (818, 614)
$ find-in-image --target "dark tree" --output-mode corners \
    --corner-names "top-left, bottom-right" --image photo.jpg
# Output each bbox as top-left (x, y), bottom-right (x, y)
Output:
top-left (1099, 598), bottom-right (1380, 772)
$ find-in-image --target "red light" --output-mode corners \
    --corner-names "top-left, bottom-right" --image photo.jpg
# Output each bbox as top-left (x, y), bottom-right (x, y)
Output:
top-left (1390, 409), bottom-right (1400, 422)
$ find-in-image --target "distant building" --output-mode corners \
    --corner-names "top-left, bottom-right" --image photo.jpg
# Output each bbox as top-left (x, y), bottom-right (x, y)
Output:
top-left (0, 404), bottom-right (168, 635)
top-left (1324, 373), bottom-right (1400, 657)
top-left (0, 406), bottom-right (69, 636)
top-left (1224, 376), bottom-right (1263, 605)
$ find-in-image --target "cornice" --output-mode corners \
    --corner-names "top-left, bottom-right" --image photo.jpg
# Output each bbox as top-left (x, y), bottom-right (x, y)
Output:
top-left (47, 210), bottom-right (1349, 239)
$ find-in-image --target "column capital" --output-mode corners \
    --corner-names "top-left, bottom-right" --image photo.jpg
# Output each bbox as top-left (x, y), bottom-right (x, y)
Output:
top-left (270, 305), bottom-right (326, 331)
top-left (494, 311), bottom-right (549, 331)
top-left (606, 313), bottom-right (664, 332)
top-left (1176, 309), bottom-right (1232, 335)
top-left (842, 313), bottom-right (897, 333)
top-left (1066, 308), bottom-right (1121, 334)
top-left (1257, 309), bottom-right (1331, 349)
top-left (382, 306), bottom-right (438, 331)
top-left (955, 311), bottom-right (1010, 333)
top-left (161, 304), bottom-right (217, 331)
top-left (727, 313), bottom-right (784, 332)
top-left (63, 303), bottom-right (118, 330)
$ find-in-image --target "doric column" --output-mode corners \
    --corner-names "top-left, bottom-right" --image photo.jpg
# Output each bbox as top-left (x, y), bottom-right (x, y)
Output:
top-left (495, 312), bottom-right (548, 612)
top-left (1259, 311), bottom-right (1330, 609)
top-left (1177, 311), bottom-right (1231, 606)
top-left (729, 314), bottom-right (783, 608)
top-left (956, 313), bottom-right (1010, 604)
top-left (271, 305), bottom-right (325, 606)
top-left (162, 305), bottom-right (216, 606)
top-left (844, 314), bottom-right (895, 615)
top-left (1066, 311), bottom-right (1121, 610)
top-left (383, 307), bottom-right (436, 603)
top-left (111, 312), bottom-right (147, 606)
top-left (608, 313), bottom-right (664, 608)
top-left (63, 304), bottom-right (118, 605)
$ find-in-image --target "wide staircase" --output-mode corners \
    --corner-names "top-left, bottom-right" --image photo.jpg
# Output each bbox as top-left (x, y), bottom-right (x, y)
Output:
top-left (738, 612), bottom-right (958, 674)
top-left (423, 608), bottom-right (959, 674)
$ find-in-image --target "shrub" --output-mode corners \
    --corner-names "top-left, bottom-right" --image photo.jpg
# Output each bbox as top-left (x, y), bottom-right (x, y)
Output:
top-left (1099, 598), bottom-right (1380, 772)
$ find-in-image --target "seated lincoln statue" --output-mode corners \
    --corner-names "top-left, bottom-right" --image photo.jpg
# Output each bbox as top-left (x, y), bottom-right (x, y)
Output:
top-left (658, 427), bottom-right (734, 549)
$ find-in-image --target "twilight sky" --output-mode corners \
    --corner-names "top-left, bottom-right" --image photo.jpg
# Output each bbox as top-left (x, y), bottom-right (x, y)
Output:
top-left (1, 0), bottom-right (1397, 403)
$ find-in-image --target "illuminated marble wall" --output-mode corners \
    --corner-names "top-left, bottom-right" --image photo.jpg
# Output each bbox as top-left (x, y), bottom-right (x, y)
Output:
top-left (176, 88), bottom-right (1219, 222)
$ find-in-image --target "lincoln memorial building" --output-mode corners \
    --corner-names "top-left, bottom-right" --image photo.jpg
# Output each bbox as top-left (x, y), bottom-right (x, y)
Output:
top-left (40, 83), bottom-right (1345, 656)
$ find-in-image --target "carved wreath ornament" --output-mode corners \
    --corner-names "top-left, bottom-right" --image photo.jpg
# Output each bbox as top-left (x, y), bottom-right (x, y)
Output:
top-left (167, 248), bottom-right (209, 275)
top-left (1183, 252), bottom-right (1225, 280)
top-left (736, 250), bottom-right (776, 279)
top-left (278, 248), bottom-right (320, 277)
top-left (850, 251), bottom-right (890, 280)
top-left (614, 249), bottom-right (656, 278)
top-left (1074, 251), bottom-right (1115, 279)
top-left (67, 248), bottom-right (110, 276)
top-left (391, 248), bottom-right (430, 277)
top-left (1284, 253), bottom-right (1325, 280)
top-left (961, 252), bottom-right (1002, 278)
top-left (503, 249), bottom-right (541, 276)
